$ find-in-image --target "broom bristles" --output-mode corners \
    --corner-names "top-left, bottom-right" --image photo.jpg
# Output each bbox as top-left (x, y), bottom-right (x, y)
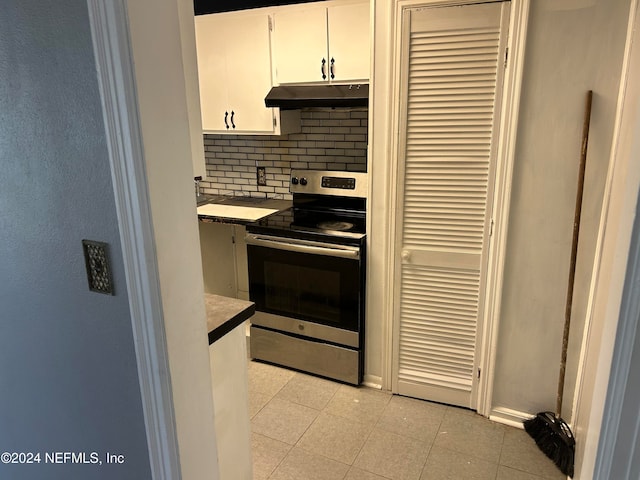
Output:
top-left (523, 412), bottom-right (575, 477)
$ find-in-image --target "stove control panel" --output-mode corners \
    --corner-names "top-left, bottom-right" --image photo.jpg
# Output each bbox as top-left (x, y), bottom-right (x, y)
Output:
top-left (291, 176), bottom-right (308, 186)
top-left (290, 169), bottom-right (368, 198)
top-left (321, 176), bottom-right (356, 190)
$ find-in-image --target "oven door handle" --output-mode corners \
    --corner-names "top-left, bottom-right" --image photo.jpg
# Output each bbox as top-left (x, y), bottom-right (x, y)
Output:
top-left (245, 234), bottom-right (360, 260)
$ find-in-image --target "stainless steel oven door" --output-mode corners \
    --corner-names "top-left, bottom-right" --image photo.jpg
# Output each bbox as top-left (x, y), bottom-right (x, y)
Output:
top-left (245, 233), bottom-right (363, 340)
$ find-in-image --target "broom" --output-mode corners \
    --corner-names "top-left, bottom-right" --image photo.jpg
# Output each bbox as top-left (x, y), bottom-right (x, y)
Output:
top-left (523, 90), bottom-right (593, 478)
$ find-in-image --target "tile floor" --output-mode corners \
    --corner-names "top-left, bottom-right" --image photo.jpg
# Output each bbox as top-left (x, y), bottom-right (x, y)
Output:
top-left (248, 360), bottom-right (567, 480)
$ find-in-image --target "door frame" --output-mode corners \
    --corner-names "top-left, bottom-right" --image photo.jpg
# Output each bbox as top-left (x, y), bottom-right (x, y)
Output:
top-left (86, 1), bottom-right (220, 478)
top-left (572, 0), bottom-right (640, 475)
top-left (382, 0), bottom-right (530, 415)
top-left (86, 2), bottom-right (181, 478)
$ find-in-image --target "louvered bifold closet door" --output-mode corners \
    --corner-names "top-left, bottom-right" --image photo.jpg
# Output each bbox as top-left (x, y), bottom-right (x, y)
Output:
top-left (394, 2), bottom-right (509, 408)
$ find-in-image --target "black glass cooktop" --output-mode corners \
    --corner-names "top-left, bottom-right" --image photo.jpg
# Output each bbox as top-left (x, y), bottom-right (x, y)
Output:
top-left (246, 192), bottom-right (367, 245)
top-left (246, 206), bottom-right (366, 245)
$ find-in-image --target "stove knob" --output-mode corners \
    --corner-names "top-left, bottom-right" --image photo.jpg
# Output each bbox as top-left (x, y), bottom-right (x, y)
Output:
top-left (291, 176), bottom-right (299, 185)
top-left (299, 177), bottom-right (308, 186)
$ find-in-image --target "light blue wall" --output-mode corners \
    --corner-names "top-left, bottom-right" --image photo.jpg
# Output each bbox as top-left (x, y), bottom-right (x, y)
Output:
top-left (0, 2), bottom-right (152, 479)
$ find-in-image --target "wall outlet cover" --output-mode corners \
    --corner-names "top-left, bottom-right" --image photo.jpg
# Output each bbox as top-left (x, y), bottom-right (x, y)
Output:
top-left (257, 167), bottom-right (267, 186)
top-left (82, 240), bottom-right (114, 295)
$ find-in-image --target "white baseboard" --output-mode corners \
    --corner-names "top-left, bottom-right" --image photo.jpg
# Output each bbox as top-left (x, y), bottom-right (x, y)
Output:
top-left (362, 374), bottom-right (383, 389)
top-left (489, 406), bottom-right (531, 429)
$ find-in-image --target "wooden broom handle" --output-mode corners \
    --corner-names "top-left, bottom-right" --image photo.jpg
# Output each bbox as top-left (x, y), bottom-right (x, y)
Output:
top-left (557, 90), bottom-right (593, 416)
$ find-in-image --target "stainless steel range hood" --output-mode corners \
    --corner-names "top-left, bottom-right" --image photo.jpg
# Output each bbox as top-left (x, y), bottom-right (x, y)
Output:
top-left (265, 84), bottom-right (368, 110)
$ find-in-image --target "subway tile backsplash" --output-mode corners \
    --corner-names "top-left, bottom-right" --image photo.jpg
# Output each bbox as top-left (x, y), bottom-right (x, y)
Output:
top-left (199, 108), bottom-right (368, 200)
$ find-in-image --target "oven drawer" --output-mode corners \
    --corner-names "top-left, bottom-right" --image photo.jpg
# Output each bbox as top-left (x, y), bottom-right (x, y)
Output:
top-left (250, 326), bottom-right (362, 385)
top-left (252, 311), bottom-right (359, 348)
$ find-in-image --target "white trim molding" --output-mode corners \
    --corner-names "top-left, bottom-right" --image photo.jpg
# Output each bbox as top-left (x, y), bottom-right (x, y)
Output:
top-left (594, 185), bottom-right (640, 480)
top-left (86, 2), bottom-right (180, 479)
top-left (477, 0), bottom-right (530, 417)
top-left (489, 406), bottom-right (530, 429)
top-left (363, 374), bottom-right (383, 390)
top-left (571, 0), bottom-right (640, 477)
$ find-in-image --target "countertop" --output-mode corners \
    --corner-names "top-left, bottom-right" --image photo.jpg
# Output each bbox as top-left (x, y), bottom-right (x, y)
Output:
top-left (196, 194), bottom-right (291, 225)
top-left (204, 293), bottom-right (255, 345)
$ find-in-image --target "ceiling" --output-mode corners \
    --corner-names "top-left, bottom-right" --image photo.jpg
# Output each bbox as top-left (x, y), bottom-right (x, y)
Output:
top-left (194, 0), bottom-right (322, 15)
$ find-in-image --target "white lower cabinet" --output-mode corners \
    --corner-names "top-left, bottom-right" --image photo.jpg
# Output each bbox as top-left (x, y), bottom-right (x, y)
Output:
top-left (199, 222), bottom-right (249, 300)
top-left (199, 222), bottom-right (237, 297)
top-left (234, 225), bottom-right (250, 301)
top-left (209, 323), bottom-right (252, 480)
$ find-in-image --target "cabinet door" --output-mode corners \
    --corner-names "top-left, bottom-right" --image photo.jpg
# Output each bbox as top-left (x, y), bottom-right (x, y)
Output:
top-left (199, 222), bottom-right (237, 297)
top-left (328, 2), bottom-right (370, 82)
top-left (225, 14), bottom-right (278, 133)
top-left (272, 6), bottom-right (328, 84)
top-left (194, 14), bottom-right (230, 132)
top-left (233, 225), bottom-right (250, 300)
top-left (196, 12), bottom-right (282, 134)
top-left (210, 325), bottom-right (252, 479)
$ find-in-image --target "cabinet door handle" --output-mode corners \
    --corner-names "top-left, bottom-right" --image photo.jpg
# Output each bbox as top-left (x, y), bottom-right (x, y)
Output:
top-left (230, 111), bottom-right (235, 129)
top-left (321, 58), bottom-right (327, 80)
top-left (224, 111), bottom-right (229, 129)
top-left (330, 57), bottom-right (335, 79)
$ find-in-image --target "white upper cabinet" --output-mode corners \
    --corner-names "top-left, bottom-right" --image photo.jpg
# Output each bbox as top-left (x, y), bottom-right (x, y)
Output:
top-left (195, 11), bottom-right (298, 135)
top-left (327, 3), bottom-right (371, 82)
top-left (272, 1), bottom-right (370, 84)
